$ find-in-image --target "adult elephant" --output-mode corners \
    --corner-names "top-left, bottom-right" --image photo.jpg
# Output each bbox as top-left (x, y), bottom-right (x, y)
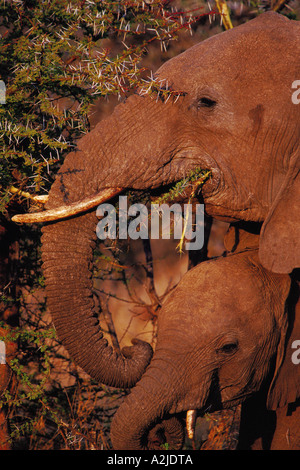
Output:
top-left (12, 12), bottom-right (300, 386)
top-left (110, 230), bottom-right (300, 450)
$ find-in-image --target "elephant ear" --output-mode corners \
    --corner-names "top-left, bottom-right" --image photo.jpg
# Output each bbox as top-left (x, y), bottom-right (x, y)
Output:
top-left (267, 283), bottom-right (300, 410)
top-left (259, 151), bottom-right (299, 274)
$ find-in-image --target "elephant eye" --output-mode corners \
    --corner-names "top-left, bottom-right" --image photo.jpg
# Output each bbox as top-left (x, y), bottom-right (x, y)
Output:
top-left (197, 97), bottom-right (217, 109)
top-left (218, 341), bottom-right (238, 355)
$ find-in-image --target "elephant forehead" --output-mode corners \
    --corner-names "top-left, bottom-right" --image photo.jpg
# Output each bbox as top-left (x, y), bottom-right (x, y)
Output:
top-left (158, 253), bottom-right (279, 336)
top-left (156, 12), bottom-right (299, 99)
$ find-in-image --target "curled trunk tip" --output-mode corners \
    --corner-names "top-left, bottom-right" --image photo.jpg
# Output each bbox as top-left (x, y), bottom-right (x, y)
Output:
top-left (111, 414), bottom-right (185, 450)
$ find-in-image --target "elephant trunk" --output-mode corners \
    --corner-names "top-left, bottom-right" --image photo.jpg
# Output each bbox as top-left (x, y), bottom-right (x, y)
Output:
top-left (110, 370), bottom-right (185, 450)
top-left (110, 333), bottom-right (213, 449)
top-left (42, 213), bottom-right (153, 387)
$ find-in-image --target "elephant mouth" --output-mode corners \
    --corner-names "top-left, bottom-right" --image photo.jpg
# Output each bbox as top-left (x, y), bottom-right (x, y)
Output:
top-left (173, 149), bottom-right (222, 198)
top-left (143, 407), bottom-right (215, 449)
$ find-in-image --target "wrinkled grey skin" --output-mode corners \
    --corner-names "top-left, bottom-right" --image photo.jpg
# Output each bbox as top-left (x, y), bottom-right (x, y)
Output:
top-left (38, 12), bottom-right (299, 390)
top-left (111, 231), bottom-right (300, 449)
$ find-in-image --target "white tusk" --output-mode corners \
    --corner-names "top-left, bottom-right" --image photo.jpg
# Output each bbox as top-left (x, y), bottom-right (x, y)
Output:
top-left (186, 409), bottom-right (197, 440)
top-left (11, 187), bottom-right (123, 224)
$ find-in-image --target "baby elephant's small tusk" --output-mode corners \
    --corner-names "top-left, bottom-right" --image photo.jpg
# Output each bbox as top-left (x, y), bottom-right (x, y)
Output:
top-left (11, 187), bottom-right (123, 224)
top-left (186, 409), bottom-right (197, 440)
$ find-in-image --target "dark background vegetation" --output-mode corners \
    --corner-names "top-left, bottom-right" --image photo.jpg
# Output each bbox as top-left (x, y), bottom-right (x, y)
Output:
top-left (0, 0), bottom-right (299, 450)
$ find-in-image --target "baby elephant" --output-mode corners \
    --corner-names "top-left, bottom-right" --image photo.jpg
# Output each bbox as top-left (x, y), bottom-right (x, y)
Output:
top-left (111, 229), bottom-right (300, 450)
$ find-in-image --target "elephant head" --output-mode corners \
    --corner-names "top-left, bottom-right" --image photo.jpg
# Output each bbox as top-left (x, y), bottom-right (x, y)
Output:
top-left (110, 230), bottom-right (299, 449)
top-left (12, 12), bottom-right (300, 386)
